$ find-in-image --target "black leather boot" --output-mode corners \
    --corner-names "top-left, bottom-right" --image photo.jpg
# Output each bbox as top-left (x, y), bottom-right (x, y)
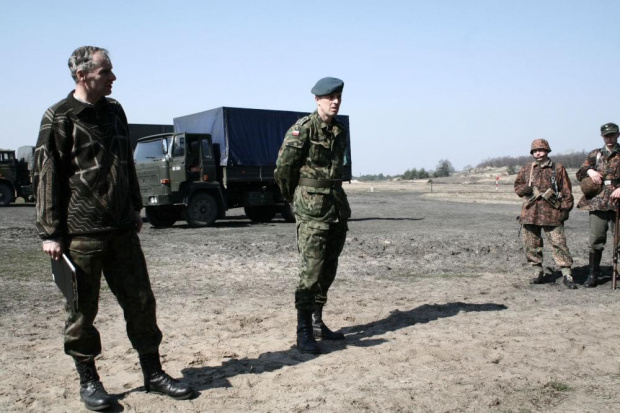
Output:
top-left (584, 250), bottom-right (602, 288)
top-left (139, 353), bottom-right (194, 400)
top-left (313, 305), bottom-right (345, 340)
top-left (75, 360), bottom-right (112, 411)
top-left (529, 266), bottom-right (545, 284)
top-left (297, 309), bottom-right (320, 354)
top-left (561, 267), bottom-right (577, 289)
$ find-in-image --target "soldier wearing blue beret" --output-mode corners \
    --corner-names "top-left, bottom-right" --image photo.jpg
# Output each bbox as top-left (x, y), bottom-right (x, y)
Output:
top-left (310, 77), bottom-right (344, 96)
top-left (275, 77), bottom-right (350, 354)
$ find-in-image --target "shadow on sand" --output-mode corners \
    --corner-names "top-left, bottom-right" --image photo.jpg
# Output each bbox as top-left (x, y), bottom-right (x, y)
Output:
top-left (170, 301), bottom-right (508, 396)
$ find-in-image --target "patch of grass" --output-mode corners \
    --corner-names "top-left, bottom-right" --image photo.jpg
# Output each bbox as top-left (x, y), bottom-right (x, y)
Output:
top-left (397, 271), bottom-right (482, 279)
top-left (0, 246), bottom-right (49, 281)
top-left (545, 380), bottom-right (571, 392)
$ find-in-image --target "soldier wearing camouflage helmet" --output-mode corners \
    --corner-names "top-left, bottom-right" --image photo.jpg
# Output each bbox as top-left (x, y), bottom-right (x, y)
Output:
top-left (576, 122), bottom-right (620, 287)
top-left (275, 77), bottom-right (351, 354)
top-left (514, 139), bottom-right (576, 288)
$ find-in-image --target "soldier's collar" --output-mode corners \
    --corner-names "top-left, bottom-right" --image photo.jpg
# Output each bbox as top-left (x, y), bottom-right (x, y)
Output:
top-left (601, 144), bottom-right (620, 156)
top-left (536, 159), bottom-right (553, 168)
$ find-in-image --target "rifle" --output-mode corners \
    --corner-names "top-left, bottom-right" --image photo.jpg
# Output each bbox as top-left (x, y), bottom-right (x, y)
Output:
top-left (614, 208), bottom-right (619, 290)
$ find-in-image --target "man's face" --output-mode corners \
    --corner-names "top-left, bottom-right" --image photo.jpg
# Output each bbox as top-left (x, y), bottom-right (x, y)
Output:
top-left (603, 132), bottom-right (619, 149)
top-left (531, 149), bottom-right (549, 162)
top-left (315, 92), bottom-right (342, 120)
top-left (80, 52), bottom-right (116, 99)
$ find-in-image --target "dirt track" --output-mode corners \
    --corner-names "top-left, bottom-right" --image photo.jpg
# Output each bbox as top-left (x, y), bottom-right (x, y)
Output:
top-left (1, 181), bottom-right (620, 412)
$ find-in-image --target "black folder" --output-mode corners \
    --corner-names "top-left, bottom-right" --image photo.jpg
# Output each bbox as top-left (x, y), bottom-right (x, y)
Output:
top-left (51, 254), bottom-right (79, 312)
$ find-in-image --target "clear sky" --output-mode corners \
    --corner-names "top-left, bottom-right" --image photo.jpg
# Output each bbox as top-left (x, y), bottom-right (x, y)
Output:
top-left (1, 0), bottom-right (619, 175)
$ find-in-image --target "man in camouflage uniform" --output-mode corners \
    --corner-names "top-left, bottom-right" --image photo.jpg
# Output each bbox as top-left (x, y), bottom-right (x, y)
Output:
top-left (33, 46), bottom-right (193, 411)
top-left (275, 77), bottom-right (351, 354)
top-left (576, 122), bottom-right (620, 287)
top-left (514, 139), bottom-right (576, 288)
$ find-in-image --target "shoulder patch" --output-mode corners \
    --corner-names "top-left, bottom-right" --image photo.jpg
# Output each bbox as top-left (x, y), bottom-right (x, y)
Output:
top-left (295, 116), bottom-right (311, 127)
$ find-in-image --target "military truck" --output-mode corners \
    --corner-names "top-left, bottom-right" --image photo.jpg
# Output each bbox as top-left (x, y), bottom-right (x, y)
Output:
top-left (0, 146), bottom-right (35, 206)
top-left (133, 107), bottom-right (351, 227)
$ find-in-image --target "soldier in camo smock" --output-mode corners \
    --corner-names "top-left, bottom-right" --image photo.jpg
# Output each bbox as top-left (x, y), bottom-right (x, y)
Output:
top-left (33, 46), bottom-right (193, 411)
top-left (275, 77), bottom-right (351, 354)
top-left (514, 139), bottom-right (576, 288)
top-left (575, 122), bottom-right (620, 287)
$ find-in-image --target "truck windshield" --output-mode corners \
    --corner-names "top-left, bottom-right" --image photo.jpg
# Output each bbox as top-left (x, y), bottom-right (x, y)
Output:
top-left (134, 138), bottom-right (172, 162)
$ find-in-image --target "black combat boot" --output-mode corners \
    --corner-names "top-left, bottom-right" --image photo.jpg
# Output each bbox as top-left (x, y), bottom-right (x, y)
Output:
top-left (313, 305), bottom-right (345, 340)
top-left (561, 267), bottom-right (577, 289)
top-left (139, 353), bottom-right (194, 400)
top-left (297, 309), bottom-right (320, 354)
top-left (529, 266), bottom-right (545, 284)
top-left (584, 250), bottom-right (602, 288)
top-left (75, 360), bottom-right (112, 411)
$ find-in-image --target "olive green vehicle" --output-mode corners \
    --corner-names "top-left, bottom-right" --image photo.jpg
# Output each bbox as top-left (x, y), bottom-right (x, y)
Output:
top-left (134, 132), bottom-right (294, 227)
top-left (0, 146), bottom-right (35, 206)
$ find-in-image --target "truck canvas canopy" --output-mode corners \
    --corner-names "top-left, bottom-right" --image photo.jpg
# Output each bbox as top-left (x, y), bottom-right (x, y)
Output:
top-left (173, 107), bottom-right (351, 167)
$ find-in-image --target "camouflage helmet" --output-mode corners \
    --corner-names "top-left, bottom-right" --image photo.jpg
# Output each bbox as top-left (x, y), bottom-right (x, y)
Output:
top-left (530, 139), bottom-right (551, 154)
top-left (601, 122), bottom-right (619, 136)
top-left (580, 176), bottom-right (603, 199)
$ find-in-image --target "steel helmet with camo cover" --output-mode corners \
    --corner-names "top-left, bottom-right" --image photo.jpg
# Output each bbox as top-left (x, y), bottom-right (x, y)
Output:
top-left (530, 139), bottom-right (551, 154)
top-left (580, 176), bottom-right (603, 199)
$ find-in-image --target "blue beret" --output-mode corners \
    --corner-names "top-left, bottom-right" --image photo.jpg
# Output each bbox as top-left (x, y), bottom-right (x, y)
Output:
top-left (311, 77), bottom-right (344, 96)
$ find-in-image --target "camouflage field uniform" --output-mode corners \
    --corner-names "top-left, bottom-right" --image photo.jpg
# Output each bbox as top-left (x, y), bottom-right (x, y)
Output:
top-left (275, 110), bottom-right (351, 310)
top-left (514, 159), bottom-right (574, 268)
top-left (576, 145), bottom-right (620, 252)
top-left (33, 92), bottom-right (162, 362)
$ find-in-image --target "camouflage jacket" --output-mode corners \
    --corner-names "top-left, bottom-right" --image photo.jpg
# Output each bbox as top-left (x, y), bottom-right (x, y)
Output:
top-left (514, 159), bottom-right (573, 226)
top-left (33, 92), bottom-right (142, 240)
top-left (576, 145), bottom-right (620, 211)
top-left (274, 110), bottom-right (351, 228)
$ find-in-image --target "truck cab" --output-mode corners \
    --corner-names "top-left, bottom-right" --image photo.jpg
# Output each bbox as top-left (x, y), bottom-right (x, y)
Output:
top-left (134, 132), bottom-right (222, 227)
top-left (0, 147), bottom-right (34, 206)
top-left (134, 132), bottom-right (292, 228)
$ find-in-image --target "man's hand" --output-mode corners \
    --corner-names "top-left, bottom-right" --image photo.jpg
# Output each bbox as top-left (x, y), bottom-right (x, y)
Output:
top-left (135, 211), bottom-right (143, 233)
top-left (43, 241), bottom-right (62, 261)
top-left (611, 188), bottom-right (620, 199)
top-left (518, 186), bottom-right (534, 197)
top-left (587, 169), bottom-right (603, 185)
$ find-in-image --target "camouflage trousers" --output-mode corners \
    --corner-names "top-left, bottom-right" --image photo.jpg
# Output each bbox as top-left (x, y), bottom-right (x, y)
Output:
top-left (588, 210), bottom-right (618, 252)
top-left (521, 224), bottom-right (573, 268)
top-left (295, 219), bottom-right (348, 311)
top-left (64, 229), bottom-right (162, 363)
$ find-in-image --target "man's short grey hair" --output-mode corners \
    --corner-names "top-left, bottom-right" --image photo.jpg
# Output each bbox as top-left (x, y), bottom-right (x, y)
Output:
top-left (68, 46), bottom-right (111, 82)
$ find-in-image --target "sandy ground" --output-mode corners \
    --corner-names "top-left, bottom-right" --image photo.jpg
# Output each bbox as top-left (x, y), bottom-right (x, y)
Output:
top-left (2, 176), bottom-right (620, 412)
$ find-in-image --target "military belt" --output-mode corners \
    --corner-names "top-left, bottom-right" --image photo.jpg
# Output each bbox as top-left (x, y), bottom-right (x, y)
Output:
top-left (604, 179), bottom-right (620, 186)
top-left (298, 177), bottom-right (343, 188)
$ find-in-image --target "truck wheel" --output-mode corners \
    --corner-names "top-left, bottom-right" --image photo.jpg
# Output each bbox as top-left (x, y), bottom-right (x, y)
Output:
top-left (186, 193), bottom-right (218, 227)
top-left (0, 183), bottom-right (13, 206)
top-left (244, 205), bottom-right (277, 223)
top-left (145, 206), bottom-right (178, 228)
top-left (278, 201), bottom-right (296, 223)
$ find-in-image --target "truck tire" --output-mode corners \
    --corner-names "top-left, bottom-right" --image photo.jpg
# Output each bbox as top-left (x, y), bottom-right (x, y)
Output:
top-left (0, 183), bottom-right (13, 206)
top-left (244, 205), bottom-right (277, 223)
top-left (186, 192), bottom-right (219, 227)
top-left (145, 206), bottom-right (178, 228)
top-left (279, 201), bottom-right (296, 223)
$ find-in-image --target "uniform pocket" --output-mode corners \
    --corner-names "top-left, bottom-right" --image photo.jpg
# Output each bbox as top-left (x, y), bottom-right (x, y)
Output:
top-left (309, 139), bottom-right (331, 167)
top-left (295, 186), bottom-right (331, 218)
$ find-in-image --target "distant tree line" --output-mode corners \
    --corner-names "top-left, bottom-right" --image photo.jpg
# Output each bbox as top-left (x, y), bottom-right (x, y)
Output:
top-left (355, 159), bottom-right (455, 181)
top-left (476, 150), bottom-right (588, 172)
top-left (354, 151), bottom-right (590, 181)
